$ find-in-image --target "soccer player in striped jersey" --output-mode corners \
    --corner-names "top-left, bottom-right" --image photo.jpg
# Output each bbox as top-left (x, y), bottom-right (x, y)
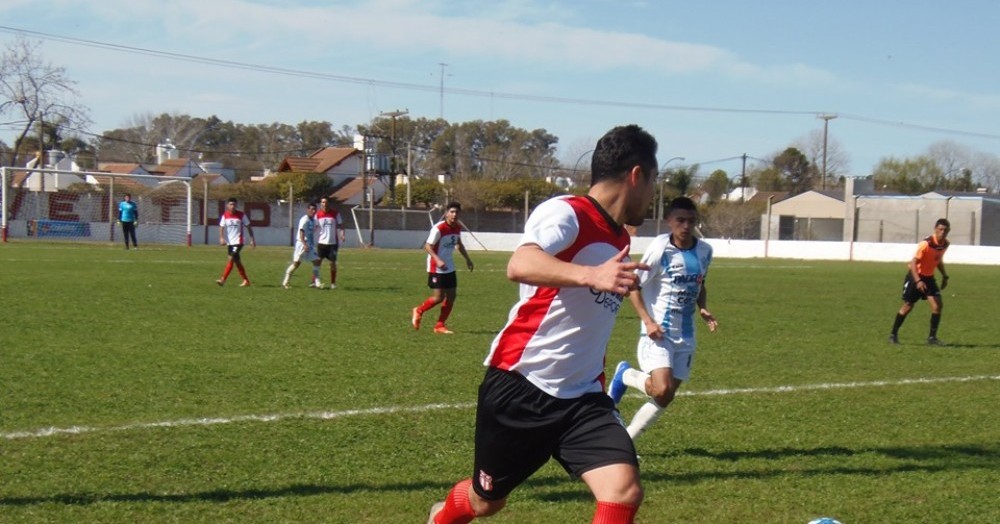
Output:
top-left (607, 196), bottom-right (718, 442)
top-left (216, 197), bottom-right (255, 287)
top-left (282, 202), bottom-right (320, 289)
top-left (411, 202), bottom-right (474, 334)
top-left (428, 124), bottom-right (657, 524)
top-left (889, 218), bottom-right (951, 345)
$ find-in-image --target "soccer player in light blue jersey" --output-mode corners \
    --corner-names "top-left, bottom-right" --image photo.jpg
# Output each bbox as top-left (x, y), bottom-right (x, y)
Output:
top-left (608, 196), bottom-right (718, 441)
top-left (282, 202), bottom-right (321, 289)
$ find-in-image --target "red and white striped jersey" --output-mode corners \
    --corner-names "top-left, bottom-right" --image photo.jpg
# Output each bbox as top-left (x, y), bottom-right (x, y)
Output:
top-left (425, 220), bottom-right (463, 274)
top-left (315, 209), bottom-right (342, 245)
top-left (219, 210), bottom-right (251, 246)
top-left (485, 195), bottom-right (631, 399)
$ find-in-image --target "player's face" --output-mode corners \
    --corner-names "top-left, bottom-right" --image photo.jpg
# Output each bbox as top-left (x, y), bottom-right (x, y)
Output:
top-left (307, 206), bottom-right (316, 217)
top-left (320, 199), bottom-right (329, 210)
top-left (667, 209), bottom-right (698, 244)
top-left (226, 201), bottom-right (236, 212)
top-left (445, 208), bottom-right (459, 225)
top-left (934, 223), bottom-right (950, 242)
top-left (624, 166), bottom-right (657, 227)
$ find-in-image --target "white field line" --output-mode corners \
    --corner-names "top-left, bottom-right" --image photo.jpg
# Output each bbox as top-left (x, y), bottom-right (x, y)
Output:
top-left (4, 375), bottom-right (998, 441)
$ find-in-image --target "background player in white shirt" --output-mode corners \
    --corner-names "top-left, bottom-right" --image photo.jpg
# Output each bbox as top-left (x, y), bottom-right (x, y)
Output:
top-left (608, 196), bottom-right (718, 441)
top-left (216, 197), bottom-right (256, 287)
top-left (411, 202), bottom-right (474, 334)
top-left (315, 197), bottom-right (345, 289)
top-left (428, 124), bottom-right (658, 524)
top-left (282, 202), bottom-right (321, 289)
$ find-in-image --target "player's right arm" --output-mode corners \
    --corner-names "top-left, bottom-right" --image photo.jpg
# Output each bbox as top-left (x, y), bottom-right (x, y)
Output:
top-left (908, 254), bottom-right (925, 291)
top-left (508, 244), bottom-right (645, 295)
top-left (628, 287), bottom-right (663, 339)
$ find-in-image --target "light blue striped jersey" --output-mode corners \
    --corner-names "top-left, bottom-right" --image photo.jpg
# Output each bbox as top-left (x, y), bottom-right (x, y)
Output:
top-left (635, 234), bottom-right (713, 348)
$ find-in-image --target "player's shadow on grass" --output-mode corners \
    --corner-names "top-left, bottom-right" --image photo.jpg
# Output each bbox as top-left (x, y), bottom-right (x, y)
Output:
top-left (0, 480), bottom-right (455, 507)
top-left (525, 442), bottom-right (998, 503)
top-left (935, 342), bottom-right (1000, 349)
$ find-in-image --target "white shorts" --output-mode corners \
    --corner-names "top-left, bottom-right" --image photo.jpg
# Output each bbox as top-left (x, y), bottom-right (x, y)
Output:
top-left (292, 243), bottom-right (317, 263)
top-left (636, 335), bottom-right (694, 381)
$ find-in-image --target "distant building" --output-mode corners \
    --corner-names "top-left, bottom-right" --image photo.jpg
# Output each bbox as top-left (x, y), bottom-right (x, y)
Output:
top-left (275, 146), bottom-right (385, 205)
top-left (764, 177), bottom-right (1000, 246)
top-left (16, 150), bottom-right (86, 191)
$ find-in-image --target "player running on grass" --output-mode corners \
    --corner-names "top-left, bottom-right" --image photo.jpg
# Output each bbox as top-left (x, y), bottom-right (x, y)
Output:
top-left (427, 124), bottom-right (657, 524)
top-left (607, 196), bottom-right (717, 441)
top-left (411, 202), bottom-right (474, 335)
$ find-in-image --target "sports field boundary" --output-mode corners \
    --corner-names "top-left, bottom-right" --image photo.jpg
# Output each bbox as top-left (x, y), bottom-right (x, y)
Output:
top-left (5, 375), bottom-right (997, 441)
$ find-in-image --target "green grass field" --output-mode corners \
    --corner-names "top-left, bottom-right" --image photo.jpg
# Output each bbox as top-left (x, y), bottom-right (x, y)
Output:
top-left (1, 241), bottom-right (997, 523)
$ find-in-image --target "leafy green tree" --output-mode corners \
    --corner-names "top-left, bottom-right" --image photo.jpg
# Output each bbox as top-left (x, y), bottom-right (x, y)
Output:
top-left (407, 177), bottom-right (446, 208)
top-left (871, 156), bottom-right (940, 194)
top-left (261, 172), bottom-right (335, 202)
top-left (772, 147), bottom-right (814, 195)
top-left (703, 169), bottom-right (730, 203)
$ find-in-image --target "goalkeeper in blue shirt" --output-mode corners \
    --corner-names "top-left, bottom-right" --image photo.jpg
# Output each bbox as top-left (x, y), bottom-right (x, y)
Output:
top-left (118, 193), bottom-right (138, 249)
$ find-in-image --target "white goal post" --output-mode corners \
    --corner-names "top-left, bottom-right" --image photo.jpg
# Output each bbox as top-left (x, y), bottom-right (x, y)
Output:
top-left (1, 167), bottom-right (193, 246)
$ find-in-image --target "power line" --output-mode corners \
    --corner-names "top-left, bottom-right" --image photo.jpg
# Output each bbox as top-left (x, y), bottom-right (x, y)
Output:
top-left (11, 23), bottom-right (999, 139)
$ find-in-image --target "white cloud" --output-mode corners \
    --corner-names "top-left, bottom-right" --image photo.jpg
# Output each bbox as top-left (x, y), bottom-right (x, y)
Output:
top-left (899, 83), bottom-right (1000, 110)
top-left (25, 0), bottom-right (831, 86)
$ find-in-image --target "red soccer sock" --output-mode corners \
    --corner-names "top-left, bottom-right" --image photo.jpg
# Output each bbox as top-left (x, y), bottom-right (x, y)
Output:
top-left (236, 263), bottom-right (248, 281)
top-left (438, 300), bottom-right (453, 324)
top-left (418, 297), bottom-right (438, 314)
top-left (222, 261), bottom-right (234, 280)
top-left (435, 478), bottom-right (475, 524)
top-left (593, 501), bottom-right (638, 524)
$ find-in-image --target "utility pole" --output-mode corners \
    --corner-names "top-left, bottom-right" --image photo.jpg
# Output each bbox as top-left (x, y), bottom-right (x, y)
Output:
top-left (818, 113), bottom-right (837, 190)
top-left (380, 109), bottom-right (409, 203)
top-left (438, 63), bottom-right (449, 119)
top-left (741, 153), bottom-right (747, 202)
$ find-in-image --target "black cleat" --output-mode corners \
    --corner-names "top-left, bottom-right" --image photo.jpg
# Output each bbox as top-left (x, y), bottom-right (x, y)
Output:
top-left (888, 334), bottom-right (899, 345)
top-left (927, 336), bottom-right (943, 346)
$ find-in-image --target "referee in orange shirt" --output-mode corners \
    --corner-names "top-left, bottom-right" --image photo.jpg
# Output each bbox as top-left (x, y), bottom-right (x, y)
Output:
top-left (889, 218), bottom-right (950, 345)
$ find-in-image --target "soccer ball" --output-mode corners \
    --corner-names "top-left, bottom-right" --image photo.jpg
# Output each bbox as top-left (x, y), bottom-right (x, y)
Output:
top-left (808, 518), bottom-right (842, 524)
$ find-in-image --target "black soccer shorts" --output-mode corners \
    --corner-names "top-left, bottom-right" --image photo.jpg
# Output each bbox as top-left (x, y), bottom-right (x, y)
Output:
top-left (317, 243), bottom-right (339, 262)
top-left (471, 367), bottom-right (638, 501)
top-left (901, 273), bottom-right (940, 303)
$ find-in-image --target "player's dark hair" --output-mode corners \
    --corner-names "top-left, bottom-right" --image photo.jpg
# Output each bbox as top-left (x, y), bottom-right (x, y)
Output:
top-left (590, 125), bottom-right (658, 187)
top-left (307, 202), bottom-right (317, 209)
top-left (447, 201), bottom-right (461, 211)
top-left (666, 196), bottom-right (697, 216)
top-left (124, 193), bottom-right (131, 198)
top-left (226, 197), bottom-right (238, 204)
top-left (935, 218), bottom-right (950, 228)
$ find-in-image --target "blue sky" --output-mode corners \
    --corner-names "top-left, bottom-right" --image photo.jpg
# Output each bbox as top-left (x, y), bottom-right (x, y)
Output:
top-left (2, 0), bottom-right (999, 180)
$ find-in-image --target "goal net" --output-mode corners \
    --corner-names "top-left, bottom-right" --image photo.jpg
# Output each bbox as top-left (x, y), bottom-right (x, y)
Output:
top-left (1, 167), bottom-right (194, 246)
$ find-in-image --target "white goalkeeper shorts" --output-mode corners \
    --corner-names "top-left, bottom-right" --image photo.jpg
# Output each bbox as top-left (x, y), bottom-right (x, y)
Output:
top-left (292, 243), bottom-right (318, 263)
top-left (636, 335), bottom-right (694, 381)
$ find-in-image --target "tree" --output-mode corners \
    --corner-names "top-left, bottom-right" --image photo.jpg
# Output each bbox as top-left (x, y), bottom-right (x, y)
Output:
top-left (665, 166), bottom-right (694, 196)
top-left (701, 201), bottom-right (765, 239)
top-left (0, 36), bottom-right (90, 166)
top-left (871, 155), bottom-right (941, 194)
top-left (771, 147), bottom-right (814, 195)
top-left (703, 169), bottom-right (730, 203)
top-left (794, 128), bottom-right (850, 185)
